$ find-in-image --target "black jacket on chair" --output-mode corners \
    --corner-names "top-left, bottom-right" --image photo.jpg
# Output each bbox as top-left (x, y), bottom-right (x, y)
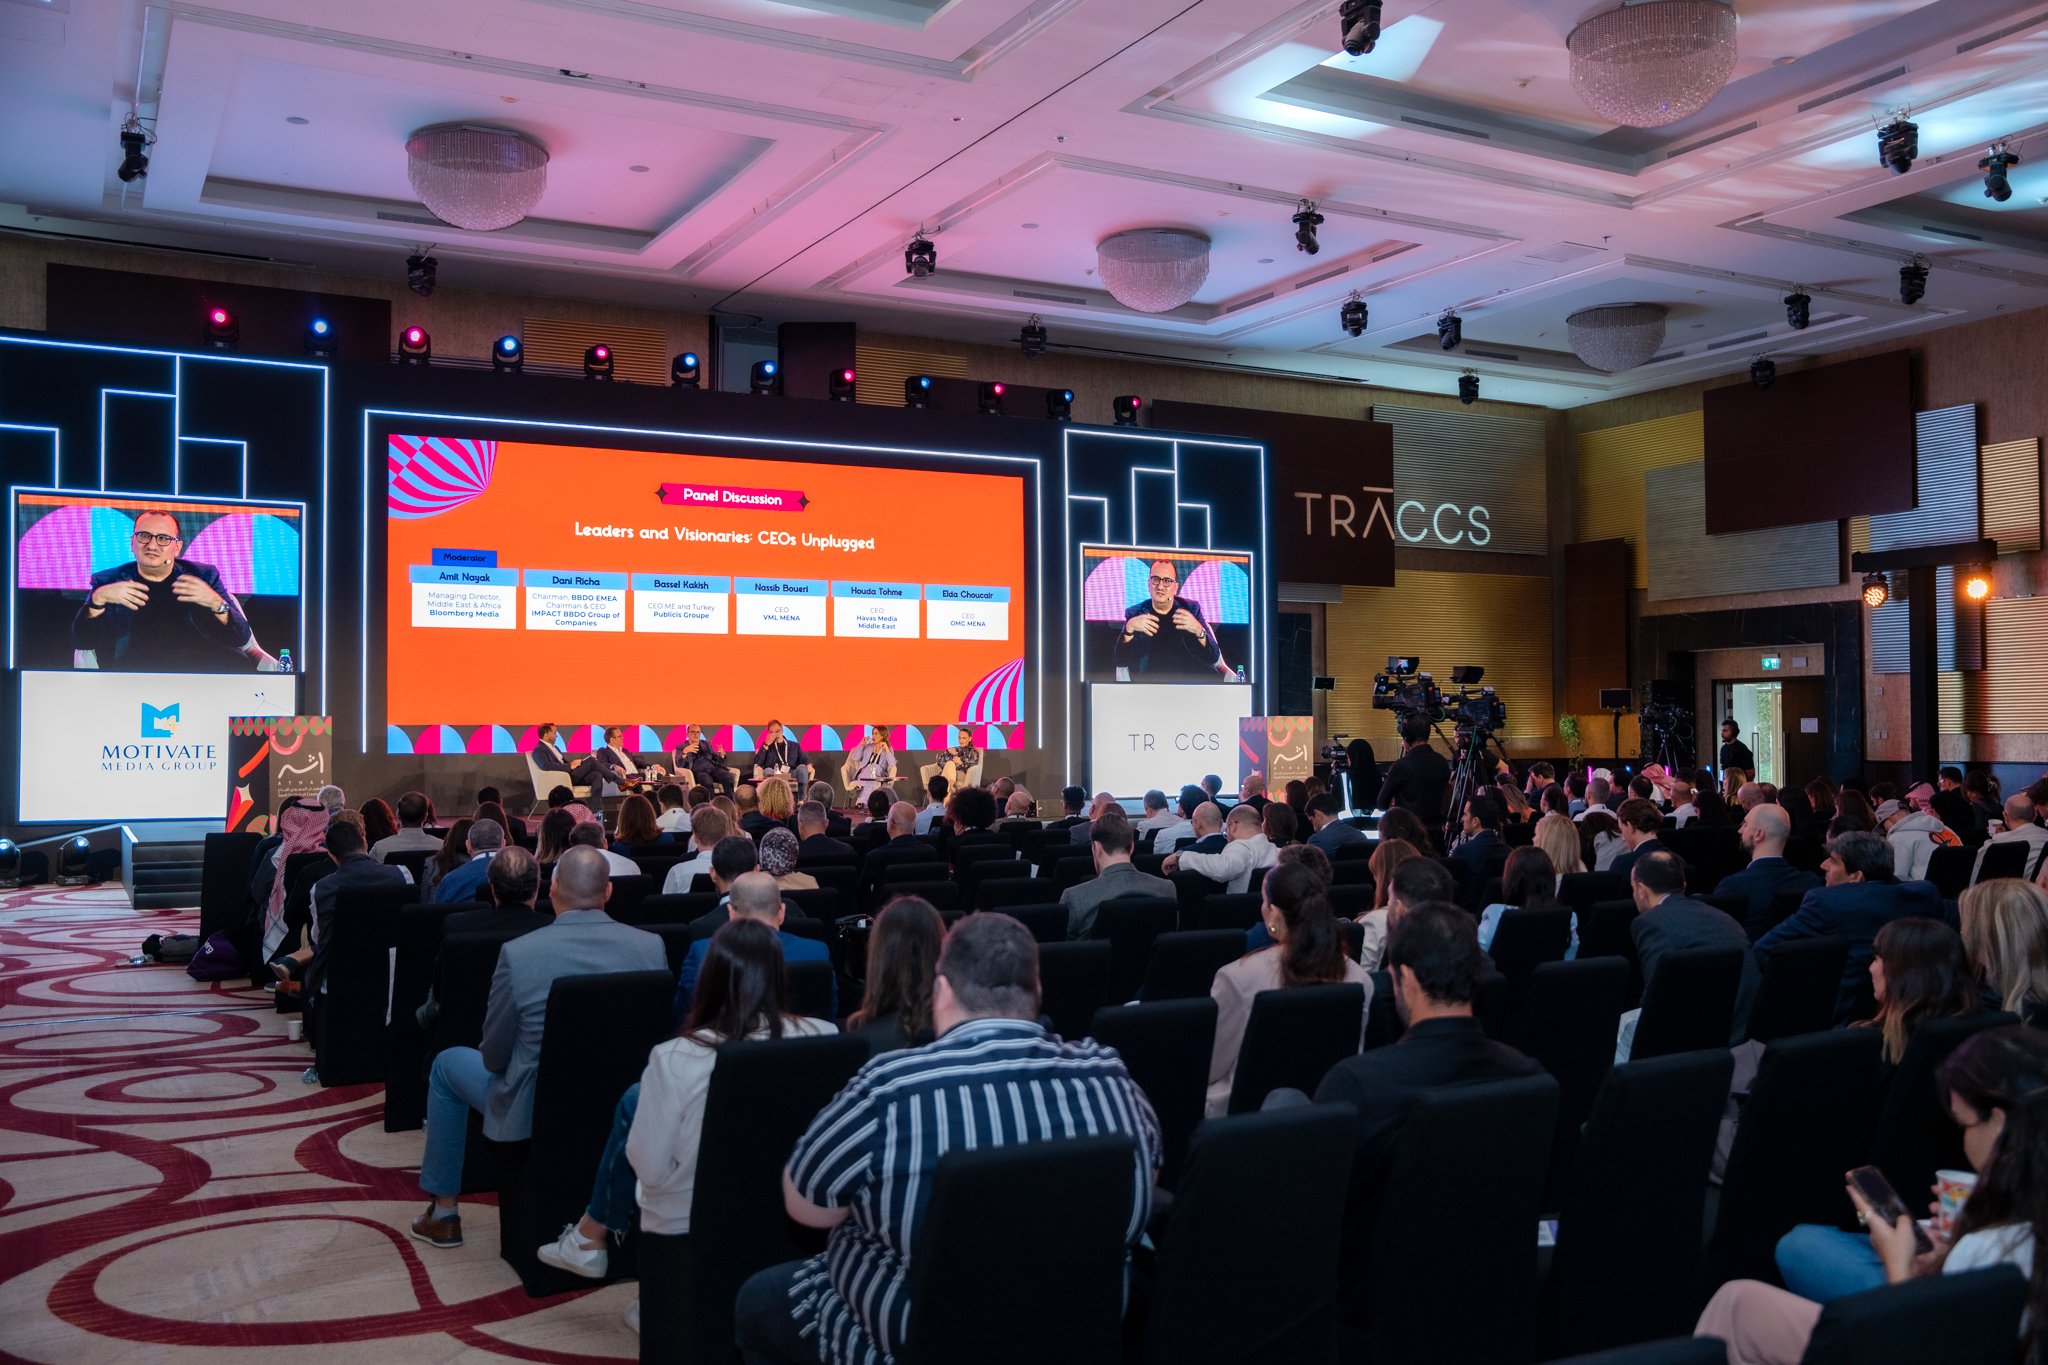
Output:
top-left (1714, 856), bottom-right (1822, 933)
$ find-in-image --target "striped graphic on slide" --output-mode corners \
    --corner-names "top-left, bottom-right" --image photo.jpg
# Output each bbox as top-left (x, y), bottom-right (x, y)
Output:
top-left (387, 435), bottom-right (496, 519)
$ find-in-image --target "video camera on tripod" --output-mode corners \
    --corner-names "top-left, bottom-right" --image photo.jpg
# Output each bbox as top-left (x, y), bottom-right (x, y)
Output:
top-left (1638, 681), bottom-right (1695, 772)
top-left (1371, 657), bottom-right (1442, 724)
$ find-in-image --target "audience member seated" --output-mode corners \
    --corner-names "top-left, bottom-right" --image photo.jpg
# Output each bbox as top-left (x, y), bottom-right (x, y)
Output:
top-left (1375, 806), bottom-right (1433, 854)
top-left (1449, 793), bottom-right (1509, 878)
top-left (1238, 773), bottom-right (1270, 812)
top-left (1575, 775), bottom-right (1618, 824)
top-left (1608, 799), bottom-right (1669, 878)
top-left (1620, 851), bottom-right (1757, 1055)
top-left (1053, 784), bottom-right (1089, 829)
top-left (795, 801), bottom-right (855, 863)
top-left (1070, 790), bottom-right (1118, 844)
top-left (849, 789), bottom-right (895, 854)
top-left (416, 817), bottom-right (472, 902)
top-left (736, 784), bottom-right (771, 842)
top-left (677, 872), bottom-right (833, 1024)
top-left (1207, 862), bottom-right (1372, 1116)
top-left (1716, 803), bottom-right (1822, 928)
top-left (1134, 788), bottom-right (1176, 835)
top-left (653, 784), bottom-right (690, 834)
top-left (1314, 903), bottom-right (1545, 1310)
top-left (536, 918), bottom-right (837, 1331)
top-left (1888, 783), bottom-right (1962, 881)
top-left (369, 790), bottom-right (443, 863)
top-left (1247, 843), bottom-right (1337, 952)
top-left (996, 790), bottom-right (1039, 830)
top-left (1961, 879), bottom-right (2048, 1022)
top-left (1756, 830), bottom-right (1943, 1023)
top-left (1304, 793), bottom-right (1367, 857)
top-left (570, 820), bottom-right (639, 876)
top-left (611, 794), bottom-right (668, 853)
top-left (1202, 773), bottom-right (1225, 804)
top-left (1848, 917), bottom-right (1982, 1069)
top-left (661, 807), bottom-right (730, 895)
top-left (1533, 811), bottom-right (1584, 881)
top-left (446, 847), bottom-right (549, 937)
top-left (1262, 800), bottom-right (1298, 850)
top-left (533, 809), bottom-right (574, 872)
top-left (685, 837), bottom-right (761, 936)
top-left (734, 912), bottom-right (1161, 1365)
top-left (674, 723), bottom-right (736, 797)
top-left (1965, 771), bottom-right (2003, 836)
top-left (432, 818), bottom-right (505, 904)
top-left (757, 777), bottom-right (799, 838)
top-left (407, 847), bottom-right (666, 1248)
top-left (256, 798), bottom-right (329, 961)
top-left (944, 786), bottom-right (1007, 856)
top-left (857, 803), bottom-right (926, 898)
top-left (1832, 787), bottom-right (1878, 835)
top-left (1478, 846), bottom-right (1575, 959)
top-left (1180, 801), bottom-right (1227, 856)
top-left (1699, 1025), bottom-right (2048, 1364)
top-left (1062, 812), bottom-right (1175, 940)
top-left (846, 896), bottom-right (945, 1057)
top-left (294, 818), bottom-right (411, 994)
top-left (1931, 766), bottom-right (1976, 837)
top-left (915, 776), bottom-right (949, 836)
top-left (1693, 786), bottom-right (1737, 829)
top-left (1976, 794), bottom-right (2048, 881)
top-left (1354, 838), bottom-right (1426, 971)
top-left (359, 798), bottom-right (398, 853)
top-left (1580, 809), bottom-right (1626, 872)
top-left (1148, 784), bottom-right (1205, 853)
top-left (759, 827), bottom-right (816, 892)
top-left (1162, 802), bottom-right (1278, 893)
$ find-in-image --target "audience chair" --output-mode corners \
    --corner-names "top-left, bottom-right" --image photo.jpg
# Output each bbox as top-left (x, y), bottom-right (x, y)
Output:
top-left (980, 877), bottom-right (1057, 913)
top-left (1326, 882), bottom-right (1371, 916)
top-left (1055, 854), bottom-right (1098, 890)
top-left (1192, 891), bottom-right (1262, 933)
top-left (1867, 1010), bottom-right (2018, 1203)
top-left (1923, 845), bottom-right (1974, 900)
top-left (1135, 1105), bottom-right (1353, 1364)
top-left (643, 922), bottom-right (693, 978)
top-left (1798, 1265), bottom-right (2026, 1365)
top-left (1226, 982), bottom-right (1366, 1114)
top-left (1003, 903), bottom-right (1069, 944)
top-left (804, 863), bottom-right (859, 917)
top-left (878, 859), bottom-right (949, 888)
top-left (1330, 861), bottom-right (1371, 888)
top-left (431, 929), bottom-right (524, 1056)
top-left (1758, 886), bottom-right (1811, 941)
top-left (1545, 1050), bottom-right (1735, 1356)
top-left (778, 887), bottom-right (838, 924)
top-left (786, 959), bottom-right (836, 1022)
top-left (1578, 900), bottom-right (1641, 967)
top-left (1091, 895), bottom-right (1181, 1002)
top-left (962, 856), bottom-right (1034, 905)
top-left (1339, 918), bottom-right (1365, 962)
top-left (1354, 1073), bottom-right (1559, 1363)
top-left (1088, 998), bottom-right (1217, 1190)
top-left (309, 884), bottom-right (414, 1086)
top-left (1560, 871), bottom-right (1629, 917)
top-left (880, 879), bottom-right (960, 912)
top-left (1519, 956), bottom-right (1629, 1205)
top-left (1172, 868), bottom-right (1223, 925)
top-left (898, 1134), bottom-right (1136, 1365)
top-left (199, 830), bottom-right (263, 940)
top-left (638, 1034), bottom-right (870, 1364)
top-left (794, 842), bottom-right (857, 869)
top-left (1746, 935), bottom-right (1849, 1044)
top-left (1038, 940), bottom-right (1114, 1040)
top-left (493, 969), bottom-right (674, 1295)
top-left (604, 874), bottom-right (656, 924)
top-left (1973, 840), bottom-right (2029, 884)
top-left (385, 848), bottom-right (433, 886)
top-left (1630, 947), bottom-right (1744, 1060)
top-left (639, 892), bottom-right (718, 927)
top-left (1488, 907), bottom-right (1573, 995)
top-left (384, 901), bottom-right (464, 1130)
top-left (1707, 1028), bottom-right (1887, 1287)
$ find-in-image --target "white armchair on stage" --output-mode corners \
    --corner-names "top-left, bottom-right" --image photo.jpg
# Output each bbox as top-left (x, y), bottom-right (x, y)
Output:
top-left (841, 748), bottom-right (899, 806)
top-left (524, 752), bottom-right (619, 808)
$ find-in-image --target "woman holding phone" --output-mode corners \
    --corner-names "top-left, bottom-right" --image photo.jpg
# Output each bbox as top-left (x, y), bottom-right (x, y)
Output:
top-left (1696, 1025), bottom-right (2048, 1363)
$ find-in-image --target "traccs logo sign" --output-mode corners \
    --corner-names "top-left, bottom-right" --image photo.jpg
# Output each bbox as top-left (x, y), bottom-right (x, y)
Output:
top-left (1291, 489), bottom-right (1493, 548)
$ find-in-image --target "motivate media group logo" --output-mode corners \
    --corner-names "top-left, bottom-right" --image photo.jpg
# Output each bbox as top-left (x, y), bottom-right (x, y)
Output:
top-left (141, 701), bottom-right (181, 738)
top-left (103, 698), bottom-right (215, 771)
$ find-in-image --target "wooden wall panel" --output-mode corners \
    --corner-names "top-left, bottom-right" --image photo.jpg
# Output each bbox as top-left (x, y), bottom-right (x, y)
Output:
top-left (522, 317), bottom-right (668, 386)
top-left (1576, 411), bottom-right (1703, 589)
top-left (1983, 438), bottom-right (2042, 553)
top-left (1563, 539), bottom-right (1629, 720)
top-left (1644, 461), bottom-right (1840, 601)
top-left (1868, 405), bottom-right (1980, 673)
top-left (853, 344), bottom-right (969, 406)
top-left (1369, 404), bottom-right (1548, 556)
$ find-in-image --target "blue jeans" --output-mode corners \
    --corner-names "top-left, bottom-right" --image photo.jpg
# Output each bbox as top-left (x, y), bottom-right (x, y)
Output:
top-left (588, 1083), bottom-right (640, 1233)
top-left (421, 1046), bottom-right (493, 1198)
top-left (1776, 1223), bottom-right (1885, 1302)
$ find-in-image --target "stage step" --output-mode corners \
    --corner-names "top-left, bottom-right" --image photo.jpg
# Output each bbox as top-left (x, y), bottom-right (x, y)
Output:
top-left (125, 839), bottom-right (207, 911)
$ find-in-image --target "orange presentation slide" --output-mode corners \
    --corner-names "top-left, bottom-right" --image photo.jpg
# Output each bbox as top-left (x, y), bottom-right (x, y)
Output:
top-left (383, 434), bottom-right (1027, 735)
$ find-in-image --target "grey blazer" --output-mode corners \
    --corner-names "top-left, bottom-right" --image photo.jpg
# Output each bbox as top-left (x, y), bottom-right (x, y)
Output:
top-left (478, 908), bottom-right (667, 1140)
top-left (1062, 860), bottom-right (1176, 939)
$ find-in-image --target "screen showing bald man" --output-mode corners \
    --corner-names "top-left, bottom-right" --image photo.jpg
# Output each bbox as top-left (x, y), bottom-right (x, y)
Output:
top-left (1086, 548), bottom-right (1250, 683)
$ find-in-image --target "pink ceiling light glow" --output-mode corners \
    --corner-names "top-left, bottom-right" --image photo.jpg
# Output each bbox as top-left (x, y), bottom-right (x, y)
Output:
top-left (1567, 0), bottom-right (1738, 128)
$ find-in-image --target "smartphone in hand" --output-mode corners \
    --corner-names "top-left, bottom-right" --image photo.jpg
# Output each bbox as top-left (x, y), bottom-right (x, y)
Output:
top-left (1848, 1166), bottom-right (1935, 1255)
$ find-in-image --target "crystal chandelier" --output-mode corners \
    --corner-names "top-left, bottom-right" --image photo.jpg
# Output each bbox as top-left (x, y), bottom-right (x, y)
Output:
top-left (1567, 304), bottom-right (1668, 372)
top-left (1567, 0), bottom-right (1738, 128)
top-left (405, 125), bottom-right (550, 232)
top-left (1096, 229), bottom-right (1211, 314)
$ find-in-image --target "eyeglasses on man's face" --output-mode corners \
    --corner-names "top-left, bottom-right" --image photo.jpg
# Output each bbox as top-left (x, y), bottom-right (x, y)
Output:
top-left (1148, 576), bottom-right (1178, 588)
top-left (132, 532), bottom-right (181, 548)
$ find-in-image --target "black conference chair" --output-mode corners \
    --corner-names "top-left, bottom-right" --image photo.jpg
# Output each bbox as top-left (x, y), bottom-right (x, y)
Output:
top-left (1630, 946), bottom-right (1744, 1059)
top-left (1194, 892), bottom-right (1262, 933)
top-left (1924, 846), bottom-right (1974, 900)
top-left (1088, 998), bottom-right (1216, 1190)
top-left (1973, 840), bottom-right (2030, 884)
top-left (1487, 906), bottom-right (1573, 993)
top-left (1799, 1265), bottom-right (2026, 1365)
top-left (880, 880), bottom-right (961, 911)
top-left (1137, 929), bottom-right (1246, 1002)
top-left (492, 969), bottom-right (673, 1295)
top-left (1326, 883), bottom-right (1371, 917)
top-left (1577, 900), bottom-right (1641, 968)
top-left (1746, 935), bottom-right (1849, 1043)
top-left (1355, 1074), bottom-right (1559, 1363)
top-left (310, 884), bottom-right (414, 1085)
top-left (1560, 871), bottom-right (1630, 918)
top-left (199, 830), bottom-right (263, 940)
top-left (1134, 1105), bottom-right (1354, 1364)
top-left (786, 958), bottom-right (837, 1022)
top-left (604, 874), bottom-right (656, 924)
top-left (1091, 895), bottom-right (1180, 1003)
top-left (431, 929), bottom-right (523, 1056)
top-left (639, 892), bottom-right (718, 926)
top-left (897, 1135), bottom-right (1136, 1365)
top-left (1003, 903), bottom-right (1070, 944)
top-left (1518, 956), bottom-right (1629, 1206)
top-left (981, 878), bottom-right (1061, 913)
top-left (1226, 983), bottom-right (1365, 1114)
top-left (384, 902), bottom-right (461, 1130)
top-left (1867, 1010), bottom-right (2017, 1202)
top-left (964, 858), bottom-right (1036, 907)
top-left (1055, 854), bottom-right (1098, 890)
top-left (636, 1033), bottom-right (869, 1364)
top-left (1708, 1028), bottom-right (1887, 1287)
top-left (1038, 940), bottom-right (1114, 1040)
top-left (1546, 1050), bottom-right (1735, 1356)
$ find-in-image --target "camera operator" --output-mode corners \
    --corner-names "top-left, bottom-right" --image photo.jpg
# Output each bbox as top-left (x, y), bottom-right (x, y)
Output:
top-left (1377, 716), bottom-right (1450, 837)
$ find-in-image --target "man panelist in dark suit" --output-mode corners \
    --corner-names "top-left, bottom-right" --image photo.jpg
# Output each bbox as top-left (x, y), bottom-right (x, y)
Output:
top-left (673, 723), bottom-right (735, 797)
top-left (71, 510), bottom-right (278, 671)
top-left (1112, 559), bottom-right (1232, 679)
top-left (1755, 829), bottom-right (1943, 1023)
top-left (751, 718), bottom-right (811, 790)
top-left (531, 723), bottom-right (605, 794)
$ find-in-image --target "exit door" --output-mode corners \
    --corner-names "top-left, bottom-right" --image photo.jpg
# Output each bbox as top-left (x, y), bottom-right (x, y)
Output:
top-left (1717, 679), bottom-right (1827, 788)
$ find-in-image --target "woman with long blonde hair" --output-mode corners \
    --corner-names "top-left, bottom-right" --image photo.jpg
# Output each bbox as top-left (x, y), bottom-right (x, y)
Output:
top-left (1962, 878), bottom-right (2048, 1022)
top-left (1533, 811), bottom-right (1585, 882)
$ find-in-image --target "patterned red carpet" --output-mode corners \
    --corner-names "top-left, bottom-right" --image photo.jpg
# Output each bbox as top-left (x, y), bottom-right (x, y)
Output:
top-left (0, 885), bottom-right (635, 1362)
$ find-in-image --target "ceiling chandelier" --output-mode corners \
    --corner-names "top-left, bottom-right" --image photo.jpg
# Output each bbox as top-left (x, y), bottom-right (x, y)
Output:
top-left (405, 124), bottom-right (550, 232)
top-left (1096, 229), bottom-right (1211, 314)
top-left (1567, 0), bottom-right (1738, 128)
top-left (1567, 303), bottom-right (1668, 372)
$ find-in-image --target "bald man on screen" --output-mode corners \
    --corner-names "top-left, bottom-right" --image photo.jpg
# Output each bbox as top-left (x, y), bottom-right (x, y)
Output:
top-left (1113, 559), bottom-right (1230, 679)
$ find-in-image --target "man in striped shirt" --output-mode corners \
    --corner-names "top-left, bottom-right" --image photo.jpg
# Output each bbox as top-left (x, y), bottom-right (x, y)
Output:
top-left (735, 912), bottom-right (1161, 1365)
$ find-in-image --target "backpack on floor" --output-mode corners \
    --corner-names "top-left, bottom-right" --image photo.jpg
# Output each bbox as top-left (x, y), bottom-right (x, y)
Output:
top-left (143, 932), bottom-right (200, 963)
top-left (186, 931), bottom-right (246, 981)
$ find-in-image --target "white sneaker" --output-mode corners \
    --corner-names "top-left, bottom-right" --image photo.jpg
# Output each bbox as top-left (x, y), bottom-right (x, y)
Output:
top-left (536, 1223), bottom-right (608, 1278)
top-left (624, 1300), bottom-right (640, 1335)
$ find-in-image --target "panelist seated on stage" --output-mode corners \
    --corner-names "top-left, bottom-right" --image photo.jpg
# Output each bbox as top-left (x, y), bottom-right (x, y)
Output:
top-left (937, 739), bottom-right (982, 790)
top-left (71, 510), bottom-right (280, 672)
top-left (596, 726), bottom-right (664, 790)
top-left (1113, 559), bottom-right (1232, 681)
top-left (750, 719), bottom-right (810, 790)
top-left (671, 724), bottom-right (735, 796)
top-left (531, 723), bottom-right (607, 795)
top-left (840, 725), bottom-right (897, 804)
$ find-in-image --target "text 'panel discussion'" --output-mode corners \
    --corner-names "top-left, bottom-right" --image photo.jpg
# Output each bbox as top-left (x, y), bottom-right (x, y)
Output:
top-left (5, 2), bottom-right (2048, 1362)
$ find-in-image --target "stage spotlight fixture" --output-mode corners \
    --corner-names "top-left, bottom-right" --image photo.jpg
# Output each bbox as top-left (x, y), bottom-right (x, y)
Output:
top-left (1340, 292), bottom-right (1368, 338)
top-left (904, 374), bottom-right (933, 408)
top-left (583, 344), bottom-right (615, 380)
top-left (57, 835), bottom-right (91, 887)
top-left (749, 360), bottom-right (780, 395)
top-left (1457, 371), bottom-right (1479, 405)
top-left (829, 368), bottom-right (857, 402)
top-left (406, 252), bottom-right (438, 297)
top-left (1339, 0), bottom-right (1384, 55)
top-left (398, 325), bottom-right (431, 366)
top-left (904, 232), bottom-right (937, 279)
top-left (1436, 309), bottom-right (1462, 351)
top-left (204, 307), bottom-right (239, 351)
top-left (1112, 394), bottom-right (1143, 426)
top-left (1046, 388), bottom-right (1074, 422)
top-left (1899, 258), bottom-right (1929, 305)
top-left (1783, 291), bottom-right (1811, 330)
top-left (1861, 572), bottom-right (1891, 609)
top-left (493, 335), bottom-right (524, 373)
top-left (116, 116), bottom-right (149, 182)
top-left (1750, 355), bottom-right (1776, 390)
top-left (0, 837), bottom-right (17, 890)
top-left (1981, 142), bottom-right (2020, 202)
top-left (1292, 199), bottom-right (1324, 255)
top-left (977, 381), bottom-right (1006, 416)
top-left (1877, 117), bottom-right (1919, 175)
top-left (1963, 566), bottom-right (1992, 601)
top-left (1018, 315), bottom-right (1048, 359)
top-left (671, 352), bottom-right (701, 387)
top-left (304, 317), bottom-right (337, 358)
